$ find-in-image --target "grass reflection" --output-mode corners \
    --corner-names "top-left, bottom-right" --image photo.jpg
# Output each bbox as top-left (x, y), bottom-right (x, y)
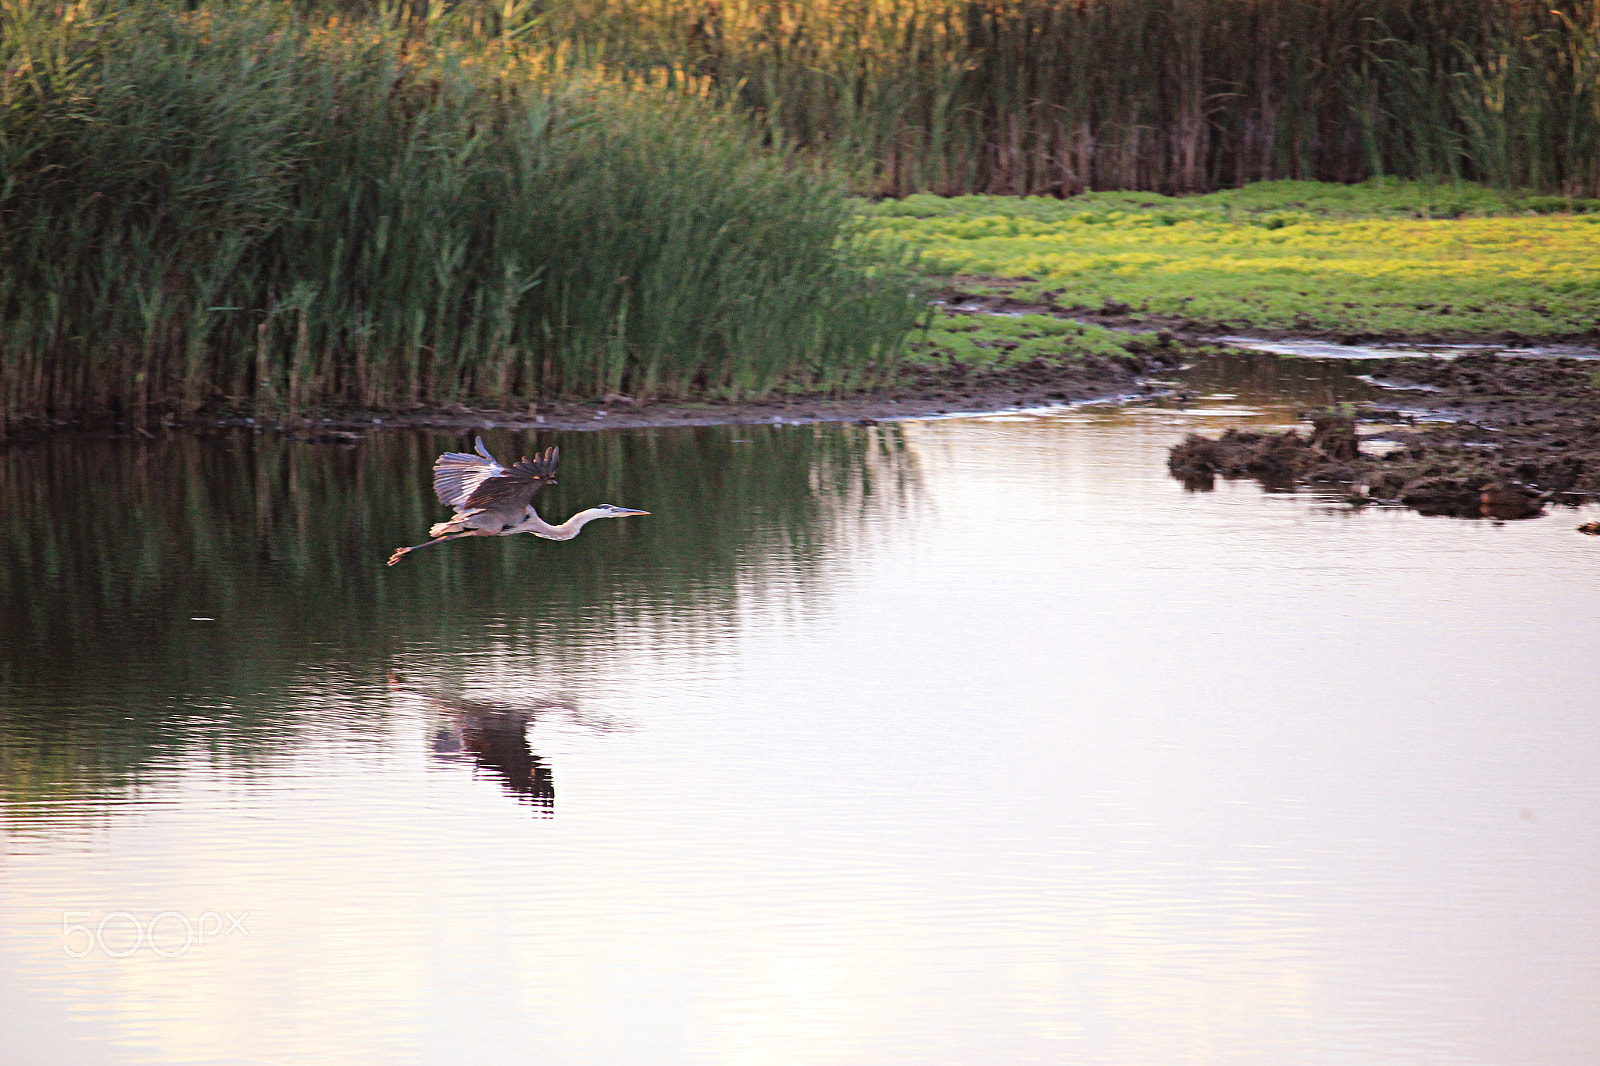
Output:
top-left (0, 423), bottom-right (919, 819)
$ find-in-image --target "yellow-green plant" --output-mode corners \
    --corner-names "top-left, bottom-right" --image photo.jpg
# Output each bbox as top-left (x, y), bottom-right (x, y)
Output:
top-left (864, 180), bottom-right (1600, 338)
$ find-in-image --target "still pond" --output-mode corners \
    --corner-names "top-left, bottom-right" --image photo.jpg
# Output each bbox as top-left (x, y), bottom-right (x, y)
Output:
top-left (2, 358), bottom-right (1598, 1065)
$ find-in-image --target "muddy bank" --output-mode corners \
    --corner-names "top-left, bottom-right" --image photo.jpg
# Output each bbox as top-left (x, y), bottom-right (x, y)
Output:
top-left (488, 348), bottom-right (1178, 431)
top-left (1170, 353), bottom-right (1600, 519)
top-left (3, 350), bottom-right (1180, 445)
top-left (934, 280), bottom-right (1600, 522)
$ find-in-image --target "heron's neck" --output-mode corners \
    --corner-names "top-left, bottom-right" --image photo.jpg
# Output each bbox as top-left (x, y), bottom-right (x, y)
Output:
top-left (522, 506), bottom-right (605, 541)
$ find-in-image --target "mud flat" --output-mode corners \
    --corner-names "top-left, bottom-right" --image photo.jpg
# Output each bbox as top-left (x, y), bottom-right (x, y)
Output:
top-left (448, 349), bottom-right (1179, 431)
top-left (1170, 353), bottom-right (1600, 521)
top-left (4, 348), bottom-right (1182, 445)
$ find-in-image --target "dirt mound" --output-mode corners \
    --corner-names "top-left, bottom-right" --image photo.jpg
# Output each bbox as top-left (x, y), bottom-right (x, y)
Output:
top-left (1169, 355), bottom-right (1600, 520)
top-left (1168, 416), bottom-right (1369, 493)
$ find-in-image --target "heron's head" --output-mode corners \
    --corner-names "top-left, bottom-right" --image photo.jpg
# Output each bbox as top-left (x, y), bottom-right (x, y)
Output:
top-left (592, 504), bottom-right (650, 519)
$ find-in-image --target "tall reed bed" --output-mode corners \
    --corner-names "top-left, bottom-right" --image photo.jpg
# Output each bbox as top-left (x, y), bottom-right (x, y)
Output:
top-left (0, 1), bottom-right (925, 435)
top-left (512, 0), bottom-right (1600, 198)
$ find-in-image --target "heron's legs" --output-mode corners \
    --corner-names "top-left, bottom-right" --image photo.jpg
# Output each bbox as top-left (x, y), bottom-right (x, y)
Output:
top-left (386, 531), bottom-right (479, 566)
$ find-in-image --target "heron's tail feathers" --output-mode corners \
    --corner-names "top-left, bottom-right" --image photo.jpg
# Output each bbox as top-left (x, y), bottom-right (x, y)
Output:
top-left (428, 506), bottom-right (493, 537)
top-left (428, 511), bottom-right (478, 538)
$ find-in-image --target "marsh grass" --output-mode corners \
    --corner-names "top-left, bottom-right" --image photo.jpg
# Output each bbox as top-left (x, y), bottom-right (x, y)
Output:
top-left (0, 2), bottom-right (926, 436)
top-left (10, 0), bottom-right (1600, 435)
top-left (511, 0), bottom-right (1600, 199)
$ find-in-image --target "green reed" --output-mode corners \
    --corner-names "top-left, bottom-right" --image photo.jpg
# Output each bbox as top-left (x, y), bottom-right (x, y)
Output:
top-left (0, 1), bottom-right (926, 435)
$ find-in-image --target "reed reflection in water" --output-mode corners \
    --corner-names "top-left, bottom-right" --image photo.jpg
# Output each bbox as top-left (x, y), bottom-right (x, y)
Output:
top-left (0, 423), bottom-right (918, 819)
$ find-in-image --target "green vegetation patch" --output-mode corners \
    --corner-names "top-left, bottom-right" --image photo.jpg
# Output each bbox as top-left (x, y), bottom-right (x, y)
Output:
top-left (908, 312), bottom-right (1139, 369)
top-left (862, 181), bottom-right (1600, 340)
top-left (870, 179), bottom-right (1561, 222)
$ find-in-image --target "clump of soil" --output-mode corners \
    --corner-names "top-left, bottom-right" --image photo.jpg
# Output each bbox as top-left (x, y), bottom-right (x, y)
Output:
top-left (1168, 414), bottom-right (1370, 494)
top-left (1169, 353), bottom-right (1600, 520)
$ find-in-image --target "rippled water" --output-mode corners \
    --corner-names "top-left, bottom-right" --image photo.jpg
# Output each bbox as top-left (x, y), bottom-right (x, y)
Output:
top-left (3, 380), bottom-right (1599, 1065)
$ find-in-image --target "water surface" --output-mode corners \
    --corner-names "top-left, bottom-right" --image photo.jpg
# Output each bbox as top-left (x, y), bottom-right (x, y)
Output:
top-left (3, 387), bottom-right (1598, 1065)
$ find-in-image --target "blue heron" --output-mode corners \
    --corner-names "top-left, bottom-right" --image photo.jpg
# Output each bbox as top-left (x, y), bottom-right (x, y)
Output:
top-left (387, 437), bottom-right (648, 566)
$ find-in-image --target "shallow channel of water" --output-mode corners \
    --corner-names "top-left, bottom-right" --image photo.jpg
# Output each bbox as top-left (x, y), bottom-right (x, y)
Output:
top-left (1210, 335), bottom-right (1600, 361)
top-left (2, 375), bottom-right (1598, 1065)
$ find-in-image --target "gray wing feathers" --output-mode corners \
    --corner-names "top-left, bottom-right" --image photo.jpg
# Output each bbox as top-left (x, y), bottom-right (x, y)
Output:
top-left (433, 436), bottom-right (506, 507)
top-left (432, 436), bottom-right (560, 514)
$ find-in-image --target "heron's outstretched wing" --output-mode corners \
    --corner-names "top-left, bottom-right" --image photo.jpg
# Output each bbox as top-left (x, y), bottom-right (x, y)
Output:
top-left (460, 445), bottom-right (560, 512)
top-left (433, 437), bottom-right (507, 508)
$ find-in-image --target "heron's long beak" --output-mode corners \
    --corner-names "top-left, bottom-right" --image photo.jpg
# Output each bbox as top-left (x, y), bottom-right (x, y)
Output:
top-left (616, 508), bottom-right (650, 516)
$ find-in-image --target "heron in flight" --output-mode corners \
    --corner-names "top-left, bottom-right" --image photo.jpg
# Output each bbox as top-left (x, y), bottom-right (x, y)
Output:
top-left (386, 437), bottom-right (648, 566)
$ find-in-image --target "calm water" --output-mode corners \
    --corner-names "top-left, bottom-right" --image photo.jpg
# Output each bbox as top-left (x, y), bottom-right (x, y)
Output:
top-left (3, 374), bottom-right (1599, 1065)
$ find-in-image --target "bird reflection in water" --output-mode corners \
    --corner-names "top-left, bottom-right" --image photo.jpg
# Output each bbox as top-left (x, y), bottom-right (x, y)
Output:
top-left (387, 674), bottom-right (626, 815)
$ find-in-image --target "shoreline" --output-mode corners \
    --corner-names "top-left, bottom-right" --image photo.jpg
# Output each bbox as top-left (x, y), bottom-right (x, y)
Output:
top-left (8, 327), bottom-right (1600, 528)
top-left (1, 348), bottom-right (1183, 443)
